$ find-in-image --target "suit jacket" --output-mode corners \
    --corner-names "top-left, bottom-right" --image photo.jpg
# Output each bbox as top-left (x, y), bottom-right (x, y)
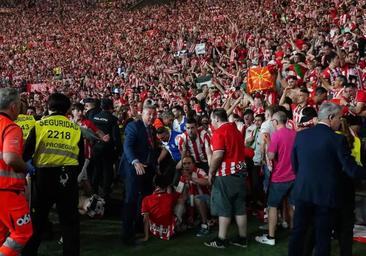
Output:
top-left (120, 119), bottom-right (157, 176)
top-left (291, 124), bottom-right (366, 208)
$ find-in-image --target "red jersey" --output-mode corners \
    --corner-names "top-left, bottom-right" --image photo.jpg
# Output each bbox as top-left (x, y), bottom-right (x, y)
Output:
top-left (211, 123), bottom-right (246, 176)
top-left (141, 191), bottom-right (178, 240)
top-left (322, 66), bottom-right (341, 84)
top-left (78, 118), bottom-right (99, 159)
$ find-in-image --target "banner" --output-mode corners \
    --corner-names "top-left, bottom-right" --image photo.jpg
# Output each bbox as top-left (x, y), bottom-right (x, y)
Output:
top-left (247, 67), bottom-right (275, 93)
top-left (196, 75), bottom-right (212, 89)
top-left (27, 83), bottom-right (49, 93)
top-left (173, 50), bottom-right (187, 57)
top-left (195, 43), bottom-right (206, 55)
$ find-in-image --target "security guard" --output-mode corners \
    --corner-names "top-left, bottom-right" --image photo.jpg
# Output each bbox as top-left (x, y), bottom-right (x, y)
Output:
top-left (15, 114), bottom-right (36, 141)
top-left (91, 98), bottom-right (121, 199)
top-left (22, 93), bottom-right (84, 256)
top-left (0, 88), bottom-right (32, 256)
top-left (15, 95), bottom-right (36, 141)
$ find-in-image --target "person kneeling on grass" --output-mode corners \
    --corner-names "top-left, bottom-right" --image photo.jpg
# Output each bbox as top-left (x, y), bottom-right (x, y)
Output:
top-left (140, 175), bottom-right (180, 241)
top-left (176, 155), bottom-right (211, 237)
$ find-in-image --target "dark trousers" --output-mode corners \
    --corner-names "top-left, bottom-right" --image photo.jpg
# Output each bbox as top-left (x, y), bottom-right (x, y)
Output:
top-left (289, 200), bottom-right (335, 256)
top-left (335, 200), bottom-right (355, 256)
top-left (22, 167), bottom-right (79, 256)
top-left (248, 165), bottom-right (264, 206)
top-left (91, 148), bottom-right (114, 198)
top-left (121, 166), bottom-right (154, 241)
top-left (303, 186), bottom-right (356, 256)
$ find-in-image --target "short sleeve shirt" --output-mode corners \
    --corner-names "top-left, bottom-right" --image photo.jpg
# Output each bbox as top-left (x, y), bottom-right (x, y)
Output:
top-left (211, 123), bottom-right (246, 176)
top-left (3, 125), bottom-right (23, 156)
top-left (268, 127), bottom-right (296, 182)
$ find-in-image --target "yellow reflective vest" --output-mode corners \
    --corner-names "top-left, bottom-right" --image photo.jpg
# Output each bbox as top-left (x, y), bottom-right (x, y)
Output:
top-left (33, 115), bottom-right (81, 168)
top-left (15, 114), bottom-right (36, 140)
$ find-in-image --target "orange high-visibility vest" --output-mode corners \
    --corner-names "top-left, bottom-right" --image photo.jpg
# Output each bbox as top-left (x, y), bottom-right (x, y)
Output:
top-left (0, 113), bottom-right (25, 190)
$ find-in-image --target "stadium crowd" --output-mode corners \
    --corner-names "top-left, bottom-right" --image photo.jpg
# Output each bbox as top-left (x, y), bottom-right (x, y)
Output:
top-left (1, 0), bottom-right (366, 255)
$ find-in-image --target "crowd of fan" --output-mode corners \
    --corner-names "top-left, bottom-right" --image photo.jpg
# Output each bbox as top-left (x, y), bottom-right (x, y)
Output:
top-left (1, 0), bottom-right (366, 248)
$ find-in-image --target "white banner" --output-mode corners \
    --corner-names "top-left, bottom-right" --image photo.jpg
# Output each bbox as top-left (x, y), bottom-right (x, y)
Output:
top-left (195, 43), bottom-right (206, 55)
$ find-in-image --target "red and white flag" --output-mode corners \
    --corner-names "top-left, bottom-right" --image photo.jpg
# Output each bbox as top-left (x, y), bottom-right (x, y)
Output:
top-left (177, 37), bottom-right (183, 51)
top-left (230, 48), bottom-right (236, 62)
top-left (189, 43), bottom-right (196, 53)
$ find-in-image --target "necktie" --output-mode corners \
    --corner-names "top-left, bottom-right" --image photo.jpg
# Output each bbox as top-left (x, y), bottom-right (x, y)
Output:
top-left (146, 126), bottom-right (154, 148)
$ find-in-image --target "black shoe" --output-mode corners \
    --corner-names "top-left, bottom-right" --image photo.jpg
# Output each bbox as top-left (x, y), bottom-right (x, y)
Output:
top-left (204, 237), bottom-right (228, 249)
top-left (229, 235), bottom-right (248, 248)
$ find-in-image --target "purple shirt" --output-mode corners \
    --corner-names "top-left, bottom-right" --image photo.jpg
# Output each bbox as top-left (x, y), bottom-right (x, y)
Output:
top-left (268, 127), bottom-right (296, 182)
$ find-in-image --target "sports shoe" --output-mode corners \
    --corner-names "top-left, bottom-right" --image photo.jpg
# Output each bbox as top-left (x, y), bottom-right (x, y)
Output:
top-left (255, 234), bottom-right (275, 246)
top-left (281, 220), bottom-right (288, 229)
top-left (229, 236), bottom-right (248, 248)
top-left (196, 224), bottom-right (210, 237)
top-left (58, 236), bottom-right (63, 245)
top-left (204, 237), bottom-right (228, 249)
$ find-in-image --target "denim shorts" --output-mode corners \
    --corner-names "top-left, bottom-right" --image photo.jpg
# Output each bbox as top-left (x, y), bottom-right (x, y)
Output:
top-left (195, 194), bottom-right (210, 203)
top-left (267, 181), bottom-right (294, 208)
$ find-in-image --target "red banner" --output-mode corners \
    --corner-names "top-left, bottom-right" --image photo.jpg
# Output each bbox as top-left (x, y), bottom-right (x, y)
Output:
top-left (27, 83), bottom-right (49, 93)
top-left (247, 67), bottom-right (275, 93)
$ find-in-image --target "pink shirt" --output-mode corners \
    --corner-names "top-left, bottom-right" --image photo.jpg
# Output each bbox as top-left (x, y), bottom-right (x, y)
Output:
top-left (268, 127), bottom-right (296, 182)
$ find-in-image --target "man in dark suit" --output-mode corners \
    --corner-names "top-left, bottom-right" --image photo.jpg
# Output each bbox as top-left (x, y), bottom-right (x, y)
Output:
top-left (288, 102), bottom-right (366, 256)
top-left (120, 104), bottom-right (157, 244)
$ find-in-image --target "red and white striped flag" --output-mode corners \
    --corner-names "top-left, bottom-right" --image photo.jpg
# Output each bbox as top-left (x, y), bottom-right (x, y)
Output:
top-left (230, 48), bottom-right (236, 62)
top-left (189, 43), bottom-right (196, 53)
top-left (177, 37), bottom-right (183, 51)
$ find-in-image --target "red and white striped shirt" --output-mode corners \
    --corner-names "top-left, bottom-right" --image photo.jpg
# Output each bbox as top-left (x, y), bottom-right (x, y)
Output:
top-left (178, 167), bottom-right (210, 196)
top-left (177, 128), bottom-right (210, 164)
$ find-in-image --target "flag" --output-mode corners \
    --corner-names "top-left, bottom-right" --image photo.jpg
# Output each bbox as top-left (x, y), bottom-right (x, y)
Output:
top-left (196, 75), bottom-right (212, 89)
top-left (177, 37), bottom-right (183, 51)
top-left (230, 48), bottom-right (236, 62)
top-left (189, 43), bottom-right (196, 53)
top-left (247, 67), bottom-right (275, 93)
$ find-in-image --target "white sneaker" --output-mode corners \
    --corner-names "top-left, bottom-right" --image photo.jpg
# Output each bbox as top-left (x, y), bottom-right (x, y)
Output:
top-left (255, 234), bottom-right (275, 246)
top-left (281, 221), bottom-right (288, 229)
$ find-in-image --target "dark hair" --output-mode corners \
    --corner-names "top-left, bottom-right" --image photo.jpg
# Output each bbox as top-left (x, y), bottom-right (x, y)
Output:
top-left (101, 98), bottom-right (113, 110)
top-left (172, 105), bottom-right (183, 113)
top-left (300, 107), bottom-right (318, 123)
top-left (153, 175), bottom-right (168, 189)
top-left (186, 118), bottom-right (197, 125)
top-left (345, 115), bottom-right (362, 126)
top-left (243, 108), bottom-right (254, 116)
top-left (344, 82), bottom-right (356, 89)
top-left (274, 105), bottom-right (292, 119)
top-left (156, 126), bottom-right (168, 135)
top-left (326, 51), bottom-right (338, 63)
top-left (48, 93), bottom-right (71, 115)
top-left (337, 75), bottom-right (348, 86)
top-left (232, 113), bottom-right (242, 122)
top-left (254, 113), bottom-right (265, 122)
top-left (299, 86), bottom-right (310, 94)
top-left (315, 86), bottom-right (327, 96)
top-left (211, 108), bottom-right (228, 122)
top-left (72, 103), bottom-right (84, 112)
